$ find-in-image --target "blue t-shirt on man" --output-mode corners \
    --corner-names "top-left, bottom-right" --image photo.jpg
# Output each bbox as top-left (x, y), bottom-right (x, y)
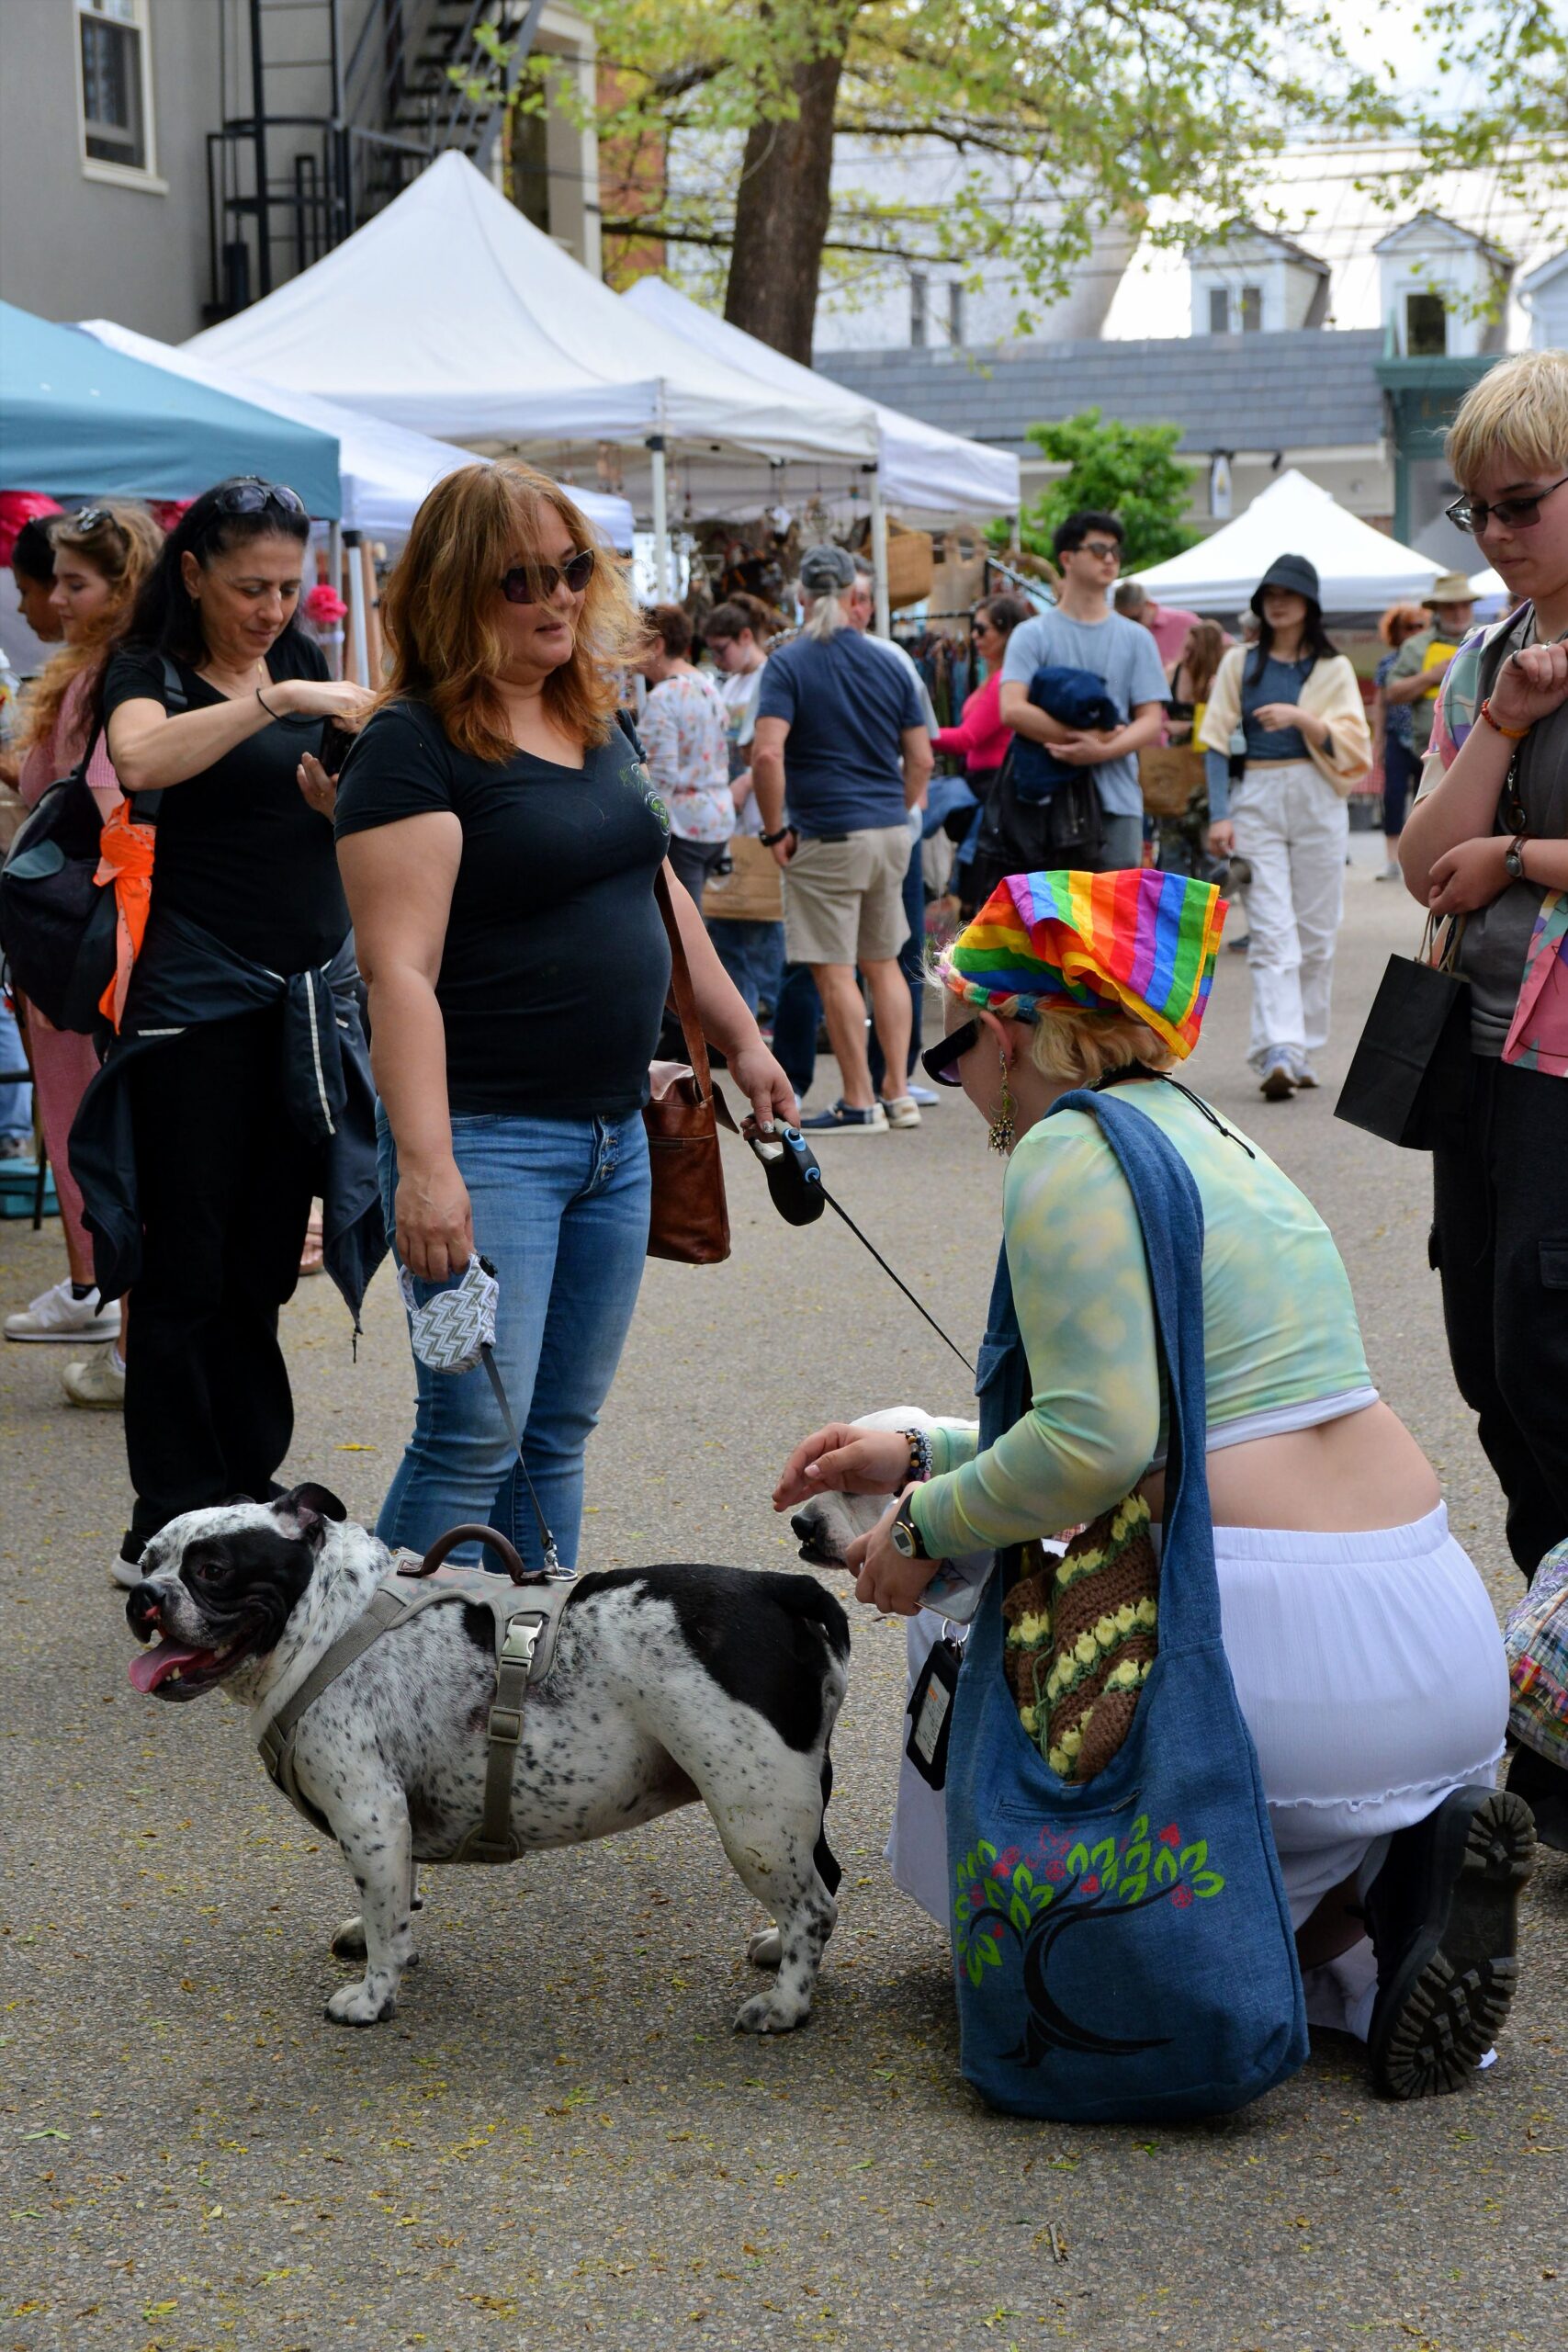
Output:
top-left (755, 628), bottom-right (924, 835)
top-left (1000, 606), bottom-right (1168, 819)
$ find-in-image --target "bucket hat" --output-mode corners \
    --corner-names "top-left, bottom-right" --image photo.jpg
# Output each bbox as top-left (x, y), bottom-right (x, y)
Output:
top-left (1425, 571), bottom-right (1475, 607)
top-left (1250, 553), bottom-right (1321, 615)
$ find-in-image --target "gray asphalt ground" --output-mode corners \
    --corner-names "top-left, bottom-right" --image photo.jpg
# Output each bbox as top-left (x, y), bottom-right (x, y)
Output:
top-left (2, 837), bottom-right (1564, 2352)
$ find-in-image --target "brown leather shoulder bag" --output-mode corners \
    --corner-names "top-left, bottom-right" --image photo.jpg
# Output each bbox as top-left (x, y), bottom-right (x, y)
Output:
top-left (644, 866), bottom-right (738, 1264)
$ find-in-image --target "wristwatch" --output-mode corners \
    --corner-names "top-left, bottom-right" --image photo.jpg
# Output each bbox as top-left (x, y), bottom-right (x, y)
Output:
top-left (1504, 832), bottom-right (1532, 882)
top-left (889, 1493), bottom-right (930, 1561)
top-left (759, 825), bottom-right (795, 848)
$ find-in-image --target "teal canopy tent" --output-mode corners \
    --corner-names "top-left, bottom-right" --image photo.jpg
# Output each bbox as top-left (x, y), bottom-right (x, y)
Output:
top-left (0, 301), bottom-right (340, 517)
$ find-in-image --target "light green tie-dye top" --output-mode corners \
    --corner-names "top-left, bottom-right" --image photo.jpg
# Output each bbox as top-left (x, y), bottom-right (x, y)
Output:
top-left (910, 1081), bottom-right (1373, 1560)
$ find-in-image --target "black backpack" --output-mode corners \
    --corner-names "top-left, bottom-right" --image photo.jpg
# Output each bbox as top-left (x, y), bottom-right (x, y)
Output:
top-left (0, 659), bottom-right (181, 1035)
top-left (964, 740), bottom-right (1106, 914)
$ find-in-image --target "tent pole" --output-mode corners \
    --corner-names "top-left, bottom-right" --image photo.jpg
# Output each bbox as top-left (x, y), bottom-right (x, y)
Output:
top-left (327, 522), bottom-right (344, 678)
top-left (344, 528), bottom-right (368, 685)
top-left (648, 434), bottom-right (670, 599)
top-left (868, 467), bottom-right (891, 638)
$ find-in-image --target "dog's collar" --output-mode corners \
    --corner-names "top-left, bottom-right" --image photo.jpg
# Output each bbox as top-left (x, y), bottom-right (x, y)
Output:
top-left (255, 1564), bottom-right (577, 1861)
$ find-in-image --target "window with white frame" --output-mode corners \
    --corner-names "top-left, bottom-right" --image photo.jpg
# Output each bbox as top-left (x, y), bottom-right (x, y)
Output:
top-left (77, 0), bottom-right (154, 175)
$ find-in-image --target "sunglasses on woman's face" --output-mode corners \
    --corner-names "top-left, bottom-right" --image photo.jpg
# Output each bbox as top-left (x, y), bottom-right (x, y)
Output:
top-left (501, 548), bottom-right (596, 605)
top-left (919, 1016), bottom-right (983, 1088)
top-left (1445, 473), bottom-right (1568, 537)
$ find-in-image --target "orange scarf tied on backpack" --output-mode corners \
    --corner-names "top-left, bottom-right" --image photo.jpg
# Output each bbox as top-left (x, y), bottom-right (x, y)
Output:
top-left (95, 799), bottom-right (155, 1031)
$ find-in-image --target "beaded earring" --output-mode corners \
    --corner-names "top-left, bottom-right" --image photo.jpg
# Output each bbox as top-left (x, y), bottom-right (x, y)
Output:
top-left (989, 1050), bottom-right (1015, 1154)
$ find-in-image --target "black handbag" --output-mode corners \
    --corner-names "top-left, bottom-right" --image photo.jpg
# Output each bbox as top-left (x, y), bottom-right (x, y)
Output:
top-left (967, 743), bottom-right (1106, 908)
top-left (1334, 916), bottom-right (1473, 1151)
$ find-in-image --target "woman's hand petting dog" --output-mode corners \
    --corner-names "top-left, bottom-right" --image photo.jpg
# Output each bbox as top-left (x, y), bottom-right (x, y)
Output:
top-left (843, 1487), bottom-right (934, 1618)
top-left (773, 1423), bottom-right (912, 1513)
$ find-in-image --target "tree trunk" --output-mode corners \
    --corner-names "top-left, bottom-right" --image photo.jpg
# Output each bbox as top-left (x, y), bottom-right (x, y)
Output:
top-left (724, 44), bottom-right (845, 363)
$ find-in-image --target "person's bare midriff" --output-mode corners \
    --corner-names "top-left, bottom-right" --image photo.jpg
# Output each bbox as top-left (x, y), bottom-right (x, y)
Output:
top-left (1138, 1400), bottom-right (1440, 1534)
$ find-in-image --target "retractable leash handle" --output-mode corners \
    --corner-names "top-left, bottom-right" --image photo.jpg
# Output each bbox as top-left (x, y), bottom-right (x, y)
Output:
top-left (746, 1122), bottom-right (826, 1227)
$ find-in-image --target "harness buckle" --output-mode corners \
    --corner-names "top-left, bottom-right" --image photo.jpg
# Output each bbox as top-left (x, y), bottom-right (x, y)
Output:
top-left (488, 1706), bottom-right (525, 1746)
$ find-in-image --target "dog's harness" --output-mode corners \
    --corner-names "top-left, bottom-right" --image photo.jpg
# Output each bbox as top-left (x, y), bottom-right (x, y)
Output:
top-left (255, 1526), bottom-right (578, 1865)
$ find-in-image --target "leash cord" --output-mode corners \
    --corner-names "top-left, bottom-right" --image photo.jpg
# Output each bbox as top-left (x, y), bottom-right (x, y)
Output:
top-left (479, 1345), bottom-right (564, 1575)
top-left (815, 1186), bottom-right (976, 1375)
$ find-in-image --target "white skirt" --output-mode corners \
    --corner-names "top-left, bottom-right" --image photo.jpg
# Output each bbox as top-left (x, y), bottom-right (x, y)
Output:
top-left (889, 1506), bottom-right (1509, 1970)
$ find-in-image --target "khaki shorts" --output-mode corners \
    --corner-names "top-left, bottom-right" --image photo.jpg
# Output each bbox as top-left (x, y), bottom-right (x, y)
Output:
top-left (783, 824), bottom-right (912, 968)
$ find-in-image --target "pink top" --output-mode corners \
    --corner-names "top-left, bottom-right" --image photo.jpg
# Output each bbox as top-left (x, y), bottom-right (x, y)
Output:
top-left (1142, 604), bottom-right (1203, 668)
top-left (932, 672), bottom-right (1010, 774)
top-left (17, 666), bottom-right (120, 822)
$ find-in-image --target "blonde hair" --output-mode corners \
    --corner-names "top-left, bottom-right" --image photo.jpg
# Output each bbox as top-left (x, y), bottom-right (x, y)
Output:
top-left (22, 501), bottom-right (162, 752)
top-left (378, 461), bottom-right (643, 759)
top-left (1446, 348), bottom-right (1568, 492)
top-left (1025, 1002), bottom-right (1177, 1087)
top-left (802, 588), bottom-right (851, 642)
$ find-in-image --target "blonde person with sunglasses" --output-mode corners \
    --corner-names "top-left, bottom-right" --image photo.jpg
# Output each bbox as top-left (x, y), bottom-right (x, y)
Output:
top-left (334, 465), bottom-right (793, 1572)
top-left (1399, 347), bottom-right (1568, 1851)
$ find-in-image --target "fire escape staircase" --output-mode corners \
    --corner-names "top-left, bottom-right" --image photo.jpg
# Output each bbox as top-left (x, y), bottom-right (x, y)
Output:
top-left (207, 0), bottom-right (547, 318)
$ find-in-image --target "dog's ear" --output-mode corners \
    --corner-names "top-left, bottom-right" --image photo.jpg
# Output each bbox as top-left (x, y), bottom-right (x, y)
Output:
top-left (272, 1483), bottom-right (348, 1546)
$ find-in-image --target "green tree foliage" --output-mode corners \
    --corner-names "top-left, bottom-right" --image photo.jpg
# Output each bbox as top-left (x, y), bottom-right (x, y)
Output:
top-left (1008, 411), bottom-right (1199, 571)
top-left (461, 0), bottom-right (1568, 357)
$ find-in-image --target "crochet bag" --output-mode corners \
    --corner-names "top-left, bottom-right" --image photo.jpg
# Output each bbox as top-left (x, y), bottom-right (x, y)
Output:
top-left (943, 1088), bottom-right (1307, 2123)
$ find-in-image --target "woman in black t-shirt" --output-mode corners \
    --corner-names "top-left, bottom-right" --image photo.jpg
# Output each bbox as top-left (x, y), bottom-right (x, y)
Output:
top-left (99, 480), bottom-right (375, 1573)
top-left (334, 461), bottom-right (795, 1567)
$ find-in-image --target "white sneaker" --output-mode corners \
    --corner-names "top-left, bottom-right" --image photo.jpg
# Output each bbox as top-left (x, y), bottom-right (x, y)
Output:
top-left (5, 1279), bottom-right (120, 1345)
top-left (907, 1083), bottom-right (940, 1107)
top-left (110, 1539), bottom-right (144, 1591)
top-left (1292, 1057), bottom-right (1319, 1090)
top-left (881, 1094), bottom-right (922, 1130)
top-left (62, 1344), bottom-right (126, 1409)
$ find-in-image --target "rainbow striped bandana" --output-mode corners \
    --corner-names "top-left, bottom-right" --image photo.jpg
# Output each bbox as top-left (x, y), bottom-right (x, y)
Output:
top-left (939, 869), bottom-right (1227, 1060)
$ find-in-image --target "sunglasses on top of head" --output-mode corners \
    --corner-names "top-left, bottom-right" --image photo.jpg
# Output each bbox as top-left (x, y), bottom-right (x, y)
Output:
top-left (1445, 473), bottom-right (1568, 536)
top-left (501, 548), bottom-right (596, 605)
top-left (214, 479), bottom-right (307, 519)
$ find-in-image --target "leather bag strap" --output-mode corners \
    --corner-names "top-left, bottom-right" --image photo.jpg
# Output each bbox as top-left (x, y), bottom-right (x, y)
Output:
top-left (654, 865), bottom-right (714, 1103)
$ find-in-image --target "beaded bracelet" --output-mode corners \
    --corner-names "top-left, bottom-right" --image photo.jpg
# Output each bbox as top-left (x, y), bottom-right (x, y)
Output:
top-left (898, 1425), bottom-right (933, 1483)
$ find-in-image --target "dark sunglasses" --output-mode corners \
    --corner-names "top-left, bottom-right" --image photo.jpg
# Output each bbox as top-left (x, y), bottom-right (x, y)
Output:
top-left (919, 1016), bottom-right (983, 1088)
top-left (214, 478), bottom-right (308, 519)
top-left (501, 548), bottom-right (596, 605)
top-left (1445, 473), bottom-right (1568, 536)
top-left (66, 504), bottom-right (124, 537)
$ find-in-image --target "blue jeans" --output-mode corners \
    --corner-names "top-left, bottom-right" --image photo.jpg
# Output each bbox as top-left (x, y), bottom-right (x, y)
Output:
top-left (710, 917), bottom-right (785, 1017)
top-left (0, 1003), bottom-right (31, 1144)
top-left (377, 1106), bottom-right (651, 1569)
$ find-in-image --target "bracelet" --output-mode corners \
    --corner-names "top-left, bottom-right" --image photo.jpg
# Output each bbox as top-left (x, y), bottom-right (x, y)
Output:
top-left (898, 1425), bottom-right (933, 1484)
top-left (1479, 697), bottom-right (1531, 741)
top-left (759, 825), bottom-right (795, 848)
top-left (256, 685), bottom-right (282, 722)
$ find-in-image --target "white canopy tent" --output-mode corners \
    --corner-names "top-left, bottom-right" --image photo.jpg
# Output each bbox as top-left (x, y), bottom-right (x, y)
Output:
top-left (79, 318), bottom-right (634, 551)
top-left (1132, 469), bottom-right (1445, 615)
top-left (186, 153), bottom-right (880, 595)
top-left (623, 276), bottom-right (1020, 630)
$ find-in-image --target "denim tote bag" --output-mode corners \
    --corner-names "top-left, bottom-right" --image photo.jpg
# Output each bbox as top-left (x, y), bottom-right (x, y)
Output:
top-left (944, 1088), bottom-right (1307, 2122)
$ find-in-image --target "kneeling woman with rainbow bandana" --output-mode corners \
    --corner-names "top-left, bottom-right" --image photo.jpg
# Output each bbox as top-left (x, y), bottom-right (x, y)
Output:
top-left (774, 867), bottom-right (1531, 2100)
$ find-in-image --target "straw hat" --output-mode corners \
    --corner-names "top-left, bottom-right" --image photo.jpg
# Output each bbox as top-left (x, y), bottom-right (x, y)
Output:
top-left (1425, 572), bottom-right (1475, 608)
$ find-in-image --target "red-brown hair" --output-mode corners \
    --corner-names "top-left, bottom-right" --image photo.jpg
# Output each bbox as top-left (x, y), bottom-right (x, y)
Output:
top-left (379, 462), bottom-right (642, 759)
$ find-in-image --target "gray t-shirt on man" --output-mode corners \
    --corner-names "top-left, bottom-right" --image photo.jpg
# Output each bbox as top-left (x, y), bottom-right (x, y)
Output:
top-left (1000, 606), bottom-right (1169, 818)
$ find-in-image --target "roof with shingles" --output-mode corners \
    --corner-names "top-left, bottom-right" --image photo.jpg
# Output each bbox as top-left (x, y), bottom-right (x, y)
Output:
top-left (816, 328), bottom-right (1386, 457)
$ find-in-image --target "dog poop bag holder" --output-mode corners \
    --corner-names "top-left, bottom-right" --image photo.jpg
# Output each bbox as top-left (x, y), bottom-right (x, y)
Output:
top-left (942, 1089), bottom-right (1307, 2122)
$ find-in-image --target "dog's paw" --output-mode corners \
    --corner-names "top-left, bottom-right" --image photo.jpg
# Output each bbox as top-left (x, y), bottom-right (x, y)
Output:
top-left (324, 1977), bottom-right (397, 2028)
top-left (330, 1915), bottom-right (367, 1962)
top-left (746, 1926), bottom-right (784, 1971)
top-left (734, 1986), bottom-right (810, 2035)
top-left (331, 1917), bottom-right (419, 1968)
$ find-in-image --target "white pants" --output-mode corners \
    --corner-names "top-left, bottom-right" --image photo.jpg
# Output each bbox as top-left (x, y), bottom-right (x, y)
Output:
top-left (1230, 760), bottom-right (1348, 1071)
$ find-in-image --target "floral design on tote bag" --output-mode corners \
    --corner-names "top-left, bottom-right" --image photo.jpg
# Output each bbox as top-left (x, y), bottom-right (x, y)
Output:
top-left (953, 1812), bottom-right (1227, 2065)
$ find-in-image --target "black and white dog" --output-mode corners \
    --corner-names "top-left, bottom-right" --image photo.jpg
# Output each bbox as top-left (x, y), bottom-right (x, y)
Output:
top-left (124, 1487), bottom-right (849, 2035)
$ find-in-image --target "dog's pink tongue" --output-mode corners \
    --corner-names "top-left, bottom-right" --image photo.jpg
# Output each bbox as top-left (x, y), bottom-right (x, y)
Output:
top-left (129, 1639), bottom-right (208, 1694)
